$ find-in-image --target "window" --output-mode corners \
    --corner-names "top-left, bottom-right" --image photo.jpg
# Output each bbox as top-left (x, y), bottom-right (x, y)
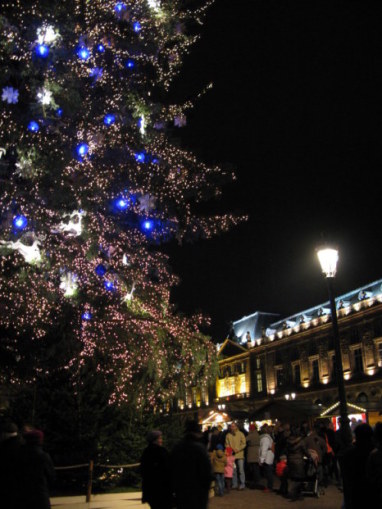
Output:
top-left (294, 364), bottom-right (301, 386)
top-left (378, 343), bottom-right (382, 367)
top-left (256, 358), bottom-right (261, 369)
top-left (256, 372), bottom-right (263, 393)
top-left (276, 368), bottom-right (284, 388)
top-left (353, 348), bottom-right (363, 373)
top-left (312, 359), bottom-right (319, 383)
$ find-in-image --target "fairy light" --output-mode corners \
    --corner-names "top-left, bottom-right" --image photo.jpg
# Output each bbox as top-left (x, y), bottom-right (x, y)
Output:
top-left (0, 0), bottom-right (234, 409)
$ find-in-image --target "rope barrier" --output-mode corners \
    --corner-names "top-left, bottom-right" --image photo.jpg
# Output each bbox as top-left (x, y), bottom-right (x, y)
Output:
top-left (55, 462), bottom-right (140, 470)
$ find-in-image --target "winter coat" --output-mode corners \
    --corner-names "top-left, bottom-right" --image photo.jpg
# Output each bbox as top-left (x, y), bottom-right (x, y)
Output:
top-left (303, 432), bottom-right (327, 464)
top-left (246, 430), bottom-right (261, 463)
top-left (171, 433), bottom-right (213, 509)
top-left (342, 441), bottom-right (375, 509)
top-left (0, 435), bottom-right (22, 509)
top-left (224, 455), bottom-right (235, 478)
top-left (259, 433), bottom-right (274, 465)
top-left (367, 446), bottom-right (382, 507)
top-left (140, 442), bottom-right (173, 508)
top-left (225, 430), bottom-right (246, 460)
top-left (210, 450), bottom-right (227, 474)
top-left (276, 459), bottom-right (288, 478)
top-left (286, 435), bottom-right (306, 480)
top-left (17, 443), bottom-right (55, 509)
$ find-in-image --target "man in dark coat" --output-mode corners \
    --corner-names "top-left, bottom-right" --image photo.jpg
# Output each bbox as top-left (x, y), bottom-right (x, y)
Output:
top-left (140, 430), bottom-right (173, 509)
top-left (17, 429), bottom-right (55, 509)
top-left (171, 420), bottom-right (213, 509)
top-left (0, 421), bottom-right (22, 509)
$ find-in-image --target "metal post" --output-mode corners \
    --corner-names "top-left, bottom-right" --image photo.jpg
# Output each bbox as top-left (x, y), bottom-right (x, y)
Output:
top-left (326, 277), bottom-right (352, 444)
top-left (86, 460), bottom-right (94, 503)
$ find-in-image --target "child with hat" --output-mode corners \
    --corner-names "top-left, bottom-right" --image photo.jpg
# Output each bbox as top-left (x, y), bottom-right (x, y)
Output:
top-left (210, 444), bottom-right (227, 496)
top-left (224, 446), bottom-right (236, 493)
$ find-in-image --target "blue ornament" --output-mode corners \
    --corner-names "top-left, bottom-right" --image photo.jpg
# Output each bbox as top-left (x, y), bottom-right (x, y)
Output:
top-left (126, 59), bottom-right (135, 68)
top-left (97, 43), bottom-right (105, 53)
top-left (95, 264), bottom-right (107, 277)
top-left (142, 219), bottom-right (154, 232)
top-left (135, 152), bottom-right (145, 163)
top-left (104, 280), bottom-right (115, 291)
top-left (104, 113), bottom-right (116, 126)
top-left (56, 108), bottom-right (63, 117)
top-left (76, 143), bottom-right (89, 158)
top-left (133, 21), bottom-right (142, 33)
top-left (116, 197), bottom-right (129, 210)
top-left (27, 121), bottom-right (39, 132)
top-left (13, 215), bottom-right (28, 230)
top-left (115, 2), bottom-right (127, 13)
top-left (77, 47), bottom-right (90, 60)
top-left (36, 44), bottom-right (49, 58)
top-left (82, 311), bottom-right (92, 321)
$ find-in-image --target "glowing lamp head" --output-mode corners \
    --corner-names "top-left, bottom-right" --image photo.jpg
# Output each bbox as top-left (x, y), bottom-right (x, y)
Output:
top-left (13, 215), bottom-right (28, 230)
top-left (104, 113), bottom-right (115, 126)
top-left (142, 219), bottom-right (154, 232)
top-left (82, 311), bottom-right (92, 321)
top-left (104, 280), bottom-right (115, 291)
top-left (133, 21), bottom-right (142, 32)
top-left (126, 59), bottom-right (135, 68)
top-left (97, 43), bottom-right (105, 53)
top-left (36, 44), bottom-right (49, 57)
top-left (95, 264), bottom-right (107, 277)
top-left (27, 121), bottom-right (39, 132)
top-left (317, 247), bottom-right (339, 278)
top-left (76, 143), bottom-right (89, 158)
top-left (77, 47), bottom-right (90, 60)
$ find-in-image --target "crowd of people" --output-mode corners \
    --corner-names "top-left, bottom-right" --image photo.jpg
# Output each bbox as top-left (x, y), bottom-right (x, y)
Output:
top-left (140, 417), bottom-right (382, 509)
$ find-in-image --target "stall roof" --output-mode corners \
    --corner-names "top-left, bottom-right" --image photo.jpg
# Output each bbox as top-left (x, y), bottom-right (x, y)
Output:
top-left (250, 400), bottom-right (323, 423)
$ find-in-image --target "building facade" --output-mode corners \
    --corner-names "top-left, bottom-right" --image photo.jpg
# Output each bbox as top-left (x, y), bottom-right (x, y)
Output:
top-left (195, 278), bottom-right (382, 426)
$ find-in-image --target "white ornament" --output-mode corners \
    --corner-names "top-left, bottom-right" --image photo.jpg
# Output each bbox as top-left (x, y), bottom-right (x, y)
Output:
top-left (122, 282), bottom-right (135, 303)
top-left (2, 86), bottom-right (19, 104)
top-left (0, 148), bottom-right (6, 158)
top-left (57, 210), bottom-right (86, 237)
top-left (36, 25), bottom-right (59, 45)
top-left (147, 0), bottom-right (160, 11)
top-left (138, 194), bottom-right (156, 213)
top-left (139, 115), bottom-right (146, 136)
top-left (122, 254), bottom-right (130, 266)
top-left (36, 87), bottom-right (53, 106)
top-left (60, 272), bottom-right (78, 297)
top-left (0, 238), bottom-right (42, 264)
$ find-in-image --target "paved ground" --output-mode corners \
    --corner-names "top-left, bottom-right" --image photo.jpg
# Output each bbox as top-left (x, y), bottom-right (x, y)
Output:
top-left (51, 484), bottom-right (343, 509)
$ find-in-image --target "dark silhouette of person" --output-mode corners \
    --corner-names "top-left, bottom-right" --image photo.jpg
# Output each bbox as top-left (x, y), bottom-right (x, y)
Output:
top-left (171, 420), bottom-right (213, 509)
top-left (0, 421), bottom-right (22, 509)
top-left (140, 430), bottom-right (173, 509)
top-left (341, 423), bottom-right (374, 509)
top-left (366, 421), bottom-right (382, 507)
top-left (17, 429), bottom-right (55, 509)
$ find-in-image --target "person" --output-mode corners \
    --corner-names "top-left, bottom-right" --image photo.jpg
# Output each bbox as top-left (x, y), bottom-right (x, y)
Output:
top-left (341, 423), bottom-right (374, 509)
top-left (0, 421), bottom-right (22, 509)
top-left (17, 429), bottom-right (55, 509)
top-left (246, 423), bottom-right (261, 488)
top-left (366, 421), bottom-right (382, 507)
top-left (225, 422), bottom-right (246, 490)
top-left (286, 426), bottom-right (306, 501)
top-left (303, 422), bottom-right (327, 486)
top-left (259, 424), bottom-right (274, 492)
top-left (171, 420), bottom-right (213, 509)
top-left (275, 454), bottom-right (288, 497)
top-left (224, 447), bottom-right (235, 493)
top-left (210, 444), bottom-right (227, 496)
top-left (140, 430), bottom-right (173, 509)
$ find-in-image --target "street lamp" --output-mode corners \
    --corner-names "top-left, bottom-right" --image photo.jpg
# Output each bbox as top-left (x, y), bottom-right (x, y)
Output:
top-left (317, 247), bottom-right (352, 444)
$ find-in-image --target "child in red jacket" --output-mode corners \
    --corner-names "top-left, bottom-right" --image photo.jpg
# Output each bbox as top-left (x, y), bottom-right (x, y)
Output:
top-left (276, 455), bottom-right (288, 497)
top-left (224, 447), bottom-right (236, 493)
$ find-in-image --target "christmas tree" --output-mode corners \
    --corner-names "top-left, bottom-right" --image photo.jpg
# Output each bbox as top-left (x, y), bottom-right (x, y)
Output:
top-left (0, 0), bottom-right (242, 420)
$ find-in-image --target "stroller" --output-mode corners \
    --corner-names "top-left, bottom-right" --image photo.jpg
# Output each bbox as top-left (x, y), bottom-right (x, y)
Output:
top-left (299, 454), bottom-right (325, 498)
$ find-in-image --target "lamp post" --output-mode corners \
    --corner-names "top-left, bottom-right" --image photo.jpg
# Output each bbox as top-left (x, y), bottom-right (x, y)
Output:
top-left (317, 247), bottom-right (352, 443)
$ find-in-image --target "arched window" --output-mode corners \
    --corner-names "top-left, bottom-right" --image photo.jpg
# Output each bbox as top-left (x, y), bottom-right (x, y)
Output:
top-left (356, 392), bottom-right (368, 403)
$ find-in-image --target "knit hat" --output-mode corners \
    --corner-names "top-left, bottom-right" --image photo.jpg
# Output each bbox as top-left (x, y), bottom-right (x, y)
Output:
top-left (216, 444), bottom-right (224, 451)
top-left (249, 423), bottom-right (257, 432)
top-left (146, 430), bottom-right (162, 443)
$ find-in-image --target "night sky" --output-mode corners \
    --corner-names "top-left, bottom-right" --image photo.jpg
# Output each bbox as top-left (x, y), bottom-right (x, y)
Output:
top-left (165, 0), bottom-right (382, 341)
